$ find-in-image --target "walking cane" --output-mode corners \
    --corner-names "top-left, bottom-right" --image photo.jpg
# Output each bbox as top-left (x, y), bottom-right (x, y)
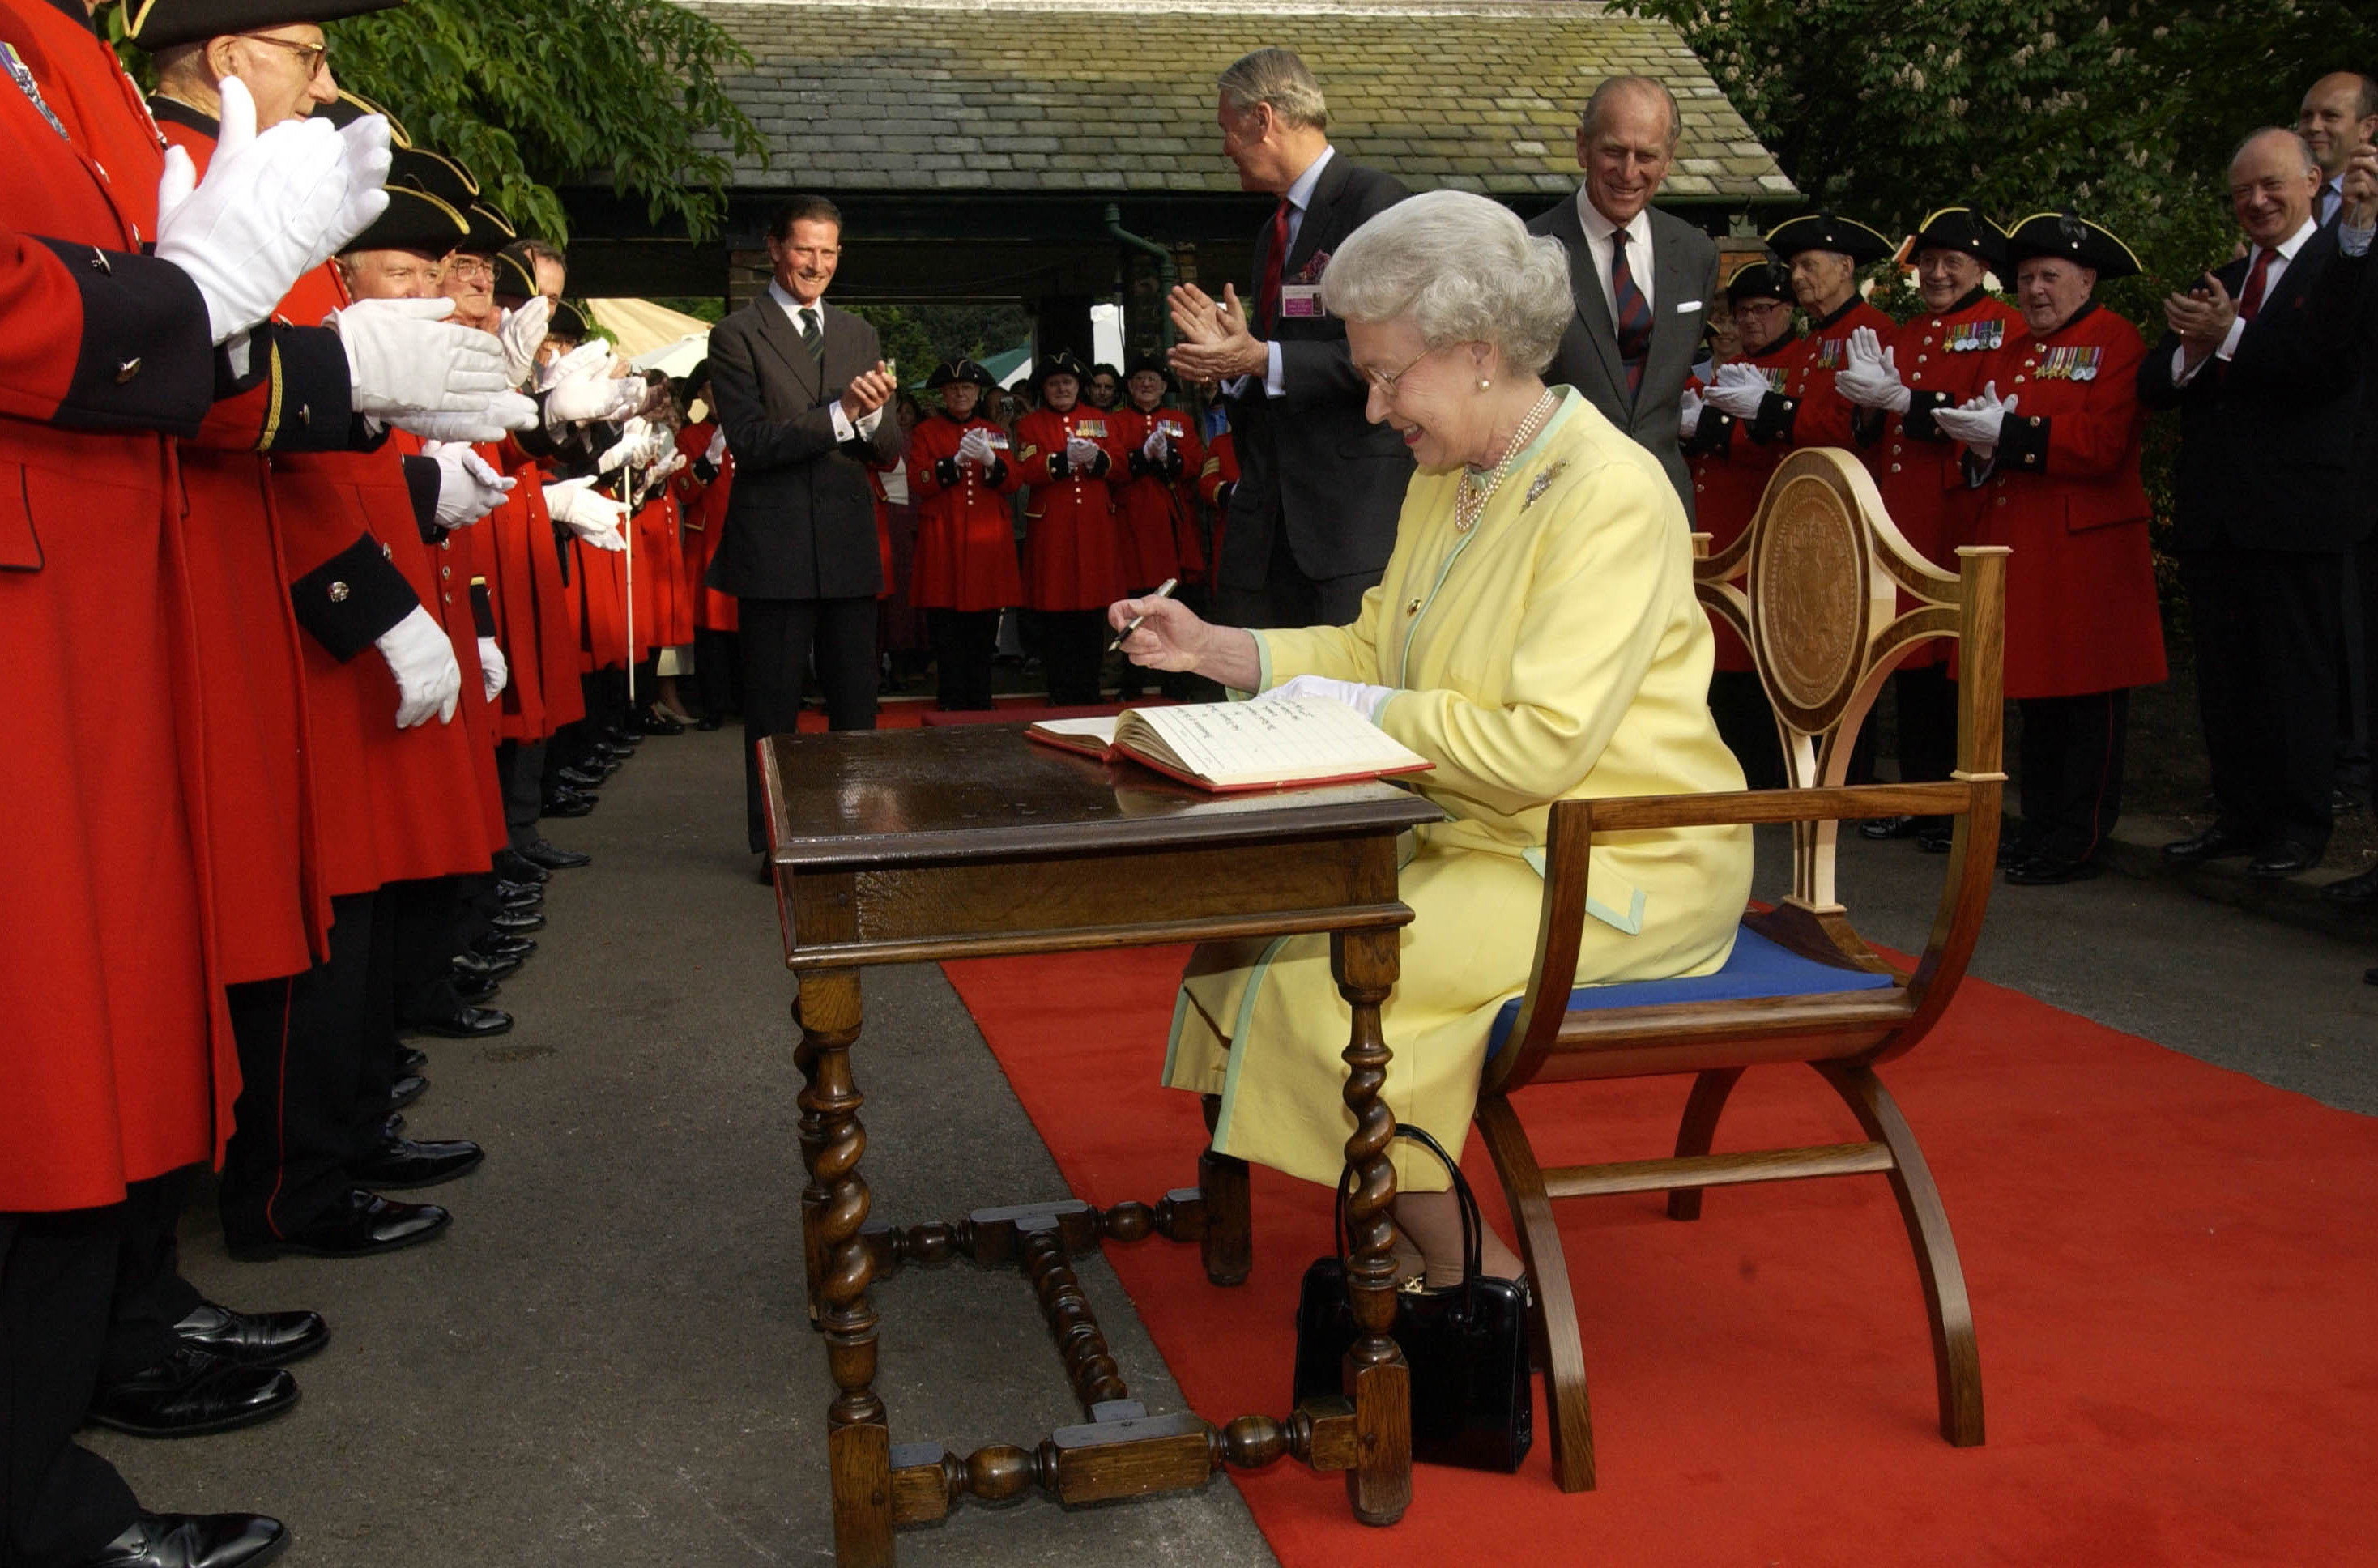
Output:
top-left (622, 457), bottom-right (638, 711)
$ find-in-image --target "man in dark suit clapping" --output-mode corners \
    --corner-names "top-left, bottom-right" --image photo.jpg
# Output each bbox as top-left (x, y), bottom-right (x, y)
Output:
top-left (705, 196), bottom-right (903, 871)
top-left (2145, 134), bottom-right (2378, 881)
top-left (1530, 75), bottom-right (1720, 520)
top-left (1167, 48), bottom-right (1412, 628)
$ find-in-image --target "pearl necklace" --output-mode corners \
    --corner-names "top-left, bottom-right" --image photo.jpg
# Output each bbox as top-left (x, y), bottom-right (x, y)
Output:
top-left (1455, 388), bottom-right (1558, 534)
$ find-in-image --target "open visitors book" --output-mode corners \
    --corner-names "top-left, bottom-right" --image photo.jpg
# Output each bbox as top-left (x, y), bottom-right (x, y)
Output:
top-left (1025, 696), bottom-right (1433, 793)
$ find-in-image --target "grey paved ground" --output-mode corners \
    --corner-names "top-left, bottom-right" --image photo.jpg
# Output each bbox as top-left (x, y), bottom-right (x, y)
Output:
top-left (98, 723), bottom-right (2377, 1565)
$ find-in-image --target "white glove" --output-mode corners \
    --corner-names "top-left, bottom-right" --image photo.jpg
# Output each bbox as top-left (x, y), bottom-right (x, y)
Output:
top-left (1141, 428), bottom-right (1170, 462)
top-left (153, 78), bottom-right (390, 344)
top-left (598, 417), bottom-right (667, 473)
top-left (543, 477), bottom-right (629, 548)
top-left (1934, 381), bottom-right (2018, 460)
top-left (331, 297), bottom-right (518, 422)
top-left (477, 635), bottom-right (508, 701)
top-left (397, 392), bottom-right (539, 443)
top-left (957, 427), bottom-right (994, 466)
top-left (1679, 386), bottom-right (1703, 439)
top-left (704, 428), bottom-right (728, 466)
top-left (1834, 326), bottom-right (1912, 413)
top-left (1253, 672), bottom-right (1398, 725)
top-left (496, 296), bottom-right (551, 387)
top-left (543, 373), bottom-right (649, 427)
top-left (1064, 436), bottom-right (1102, 469)
top-left (373, 604), bottom-right (461, 727)
top-left (429, 443), bottom-right (514, 527)
top-left (537, 339), bottom-right (613, 392)
top-left (644, 448), bottom-right (685, 485)
top-left (1702, 361), bottom-right (1774, 420)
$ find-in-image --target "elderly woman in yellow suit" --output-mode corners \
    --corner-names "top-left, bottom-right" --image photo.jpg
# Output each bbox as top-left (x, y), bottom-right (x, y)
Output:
top-left (1113, 190), bottom-right (1754, 1285)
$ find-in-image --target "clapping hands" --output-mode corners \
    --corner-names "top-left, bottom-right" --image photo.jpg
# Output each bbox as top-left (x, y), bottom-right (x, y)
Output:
top-left (1834, 326), bottom-right (1911, 413)
top-left (1702, 361), bottom-right (1773, 420)
top-left (1933, 381), bottom-right (2017, 458)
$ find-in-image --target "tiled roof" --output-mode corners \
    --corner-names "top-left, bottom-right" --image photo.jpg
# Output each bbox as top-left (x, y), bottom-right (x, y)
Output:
top-left (688, 0), bottom-right (1796, 204)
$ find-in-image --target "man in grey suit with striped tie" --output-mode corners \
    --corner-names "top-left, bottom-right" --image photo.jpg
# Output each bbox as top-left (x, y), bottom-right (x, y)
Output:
top-left (1529, 75), bottom-right (1720, 521)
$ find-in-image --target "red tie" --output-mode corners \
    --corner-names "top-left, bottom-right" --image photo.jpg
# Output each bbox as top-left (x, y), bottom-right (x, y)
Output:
top-left (1259, 198), bottom-right (1290, 332)
top-left (2237, 246), bottom-right (2273, 322)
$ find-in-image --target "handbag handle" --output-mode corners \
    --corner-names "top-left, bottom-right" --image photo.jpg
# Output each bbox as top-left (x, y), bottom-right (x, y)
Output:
top-left (1332, 1123), bottom-right (1486, 1310)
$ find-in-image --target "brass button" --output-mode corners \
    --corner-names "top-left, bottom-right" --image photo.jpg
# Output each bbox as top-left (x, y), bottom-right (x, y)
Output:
top-left (114, 358), bottom-right (140, 383)
top-left (1995, 496), bottom-right (2007, 507)
top-left (1405, 598), bottom-right (1421, 615)
top-left (1890, 462), bottom-right (1902, 472)
top-left (1917, 353), bottom-right (1928, 364)
top-left (381, 542), bottom-right (394, 560)
top-left (328, 581), bottom-right (350, 602)
top-left (2014, 375), bottom-right (2026, 384)
top-left (2029, 416), bottom-right (2042, 426)
top-left (441, 565), bottom-right (452, 578)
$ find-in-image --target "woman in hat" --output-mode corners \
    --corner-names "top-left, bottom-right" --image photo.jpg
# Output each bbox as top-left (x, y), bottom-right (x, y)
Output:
top-left (1012, 350), bottom-right (1130, 705)
top-left (907, 359), bottom-right (1025, 710)
top-left (1933, 211), bottom-right (2167, 884)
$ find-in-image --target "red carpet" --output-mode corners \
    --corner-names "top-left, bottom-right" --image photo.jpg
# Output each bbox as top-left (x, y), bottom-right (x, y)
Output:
top-left (941, 946), bottom-right (2378, 1566)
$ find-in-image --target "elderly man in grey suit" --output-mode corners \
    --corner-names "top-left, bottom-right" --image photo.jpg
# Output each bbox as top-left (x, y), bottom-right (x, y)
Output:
top-left (705, 195), bottom-right (901, 873)
top-left (1529, 75), bottom-right (1719, 518)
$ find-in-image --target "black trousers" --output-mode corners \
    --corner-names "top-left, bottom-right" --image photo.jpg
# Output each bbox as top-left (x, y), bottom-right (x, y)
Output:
top-left (741, 595), bottom-right (878, 853)
top-left (2015, 690), bottom-right (2129, 863)
top-left (496, 739), bottom-right (543, 853)
top-left (927, 609), bottom-right (999, 711)
top-left (693, 628), bottom-right (741, 721)
top-left (1026, 610), bottom-right (1107, 707)
top-left (221, 890), bottom-right (382, 1246)
top-left (390, 874), bottom-right (479, 1027)
top-left (2, 1205), bottom-right (139, 1566)
top-left (2181, 546), bottom-right (2345, 854)
top-left (1212, 523), bottom-right (1380, 630)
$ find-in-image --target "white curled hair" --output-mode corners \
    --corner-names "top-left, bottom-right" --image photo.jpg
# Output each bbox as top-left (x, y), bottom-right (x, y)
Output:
top-left (1319, 189), bottom-right (1574, 374)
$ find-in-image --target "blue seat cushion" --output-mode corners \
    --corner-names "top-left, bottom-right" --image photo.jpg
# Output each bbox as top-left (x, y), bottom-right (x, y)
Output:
top-left (1485, 922), bottom-right (1899, 1059)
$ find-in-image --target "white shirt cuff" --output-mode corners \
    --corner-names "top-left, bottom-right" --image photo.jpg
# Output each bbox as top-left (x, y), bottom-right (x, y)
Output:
top-left (2213, 316), bottom-right (2246, 363)
top-left (832, 403), bottom-right (884, 443)
top-left (2171, 344), bottom-right (2208, 388)
top-left (1262, 340), bottom-right (1285, 398)
top-left (2343, 219), bottom-right (2375, 258)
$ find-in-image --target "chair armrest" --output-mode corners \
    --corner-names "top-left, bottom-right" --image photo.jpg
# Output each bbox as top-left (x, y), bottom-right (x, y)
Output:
top-left (1573, 780), bottom-right (1975, 834)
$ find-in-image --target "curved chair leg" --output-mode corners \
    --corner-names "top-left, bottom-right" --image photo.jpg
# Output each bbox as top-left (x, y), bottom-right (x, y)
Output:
top-left (1815, 1061), bottom-right (1984, 1447)
top-left (1665, 1067), bottom-right (1746, 1221)
top-left (1474, 1095), bottom-right (1596, 1492)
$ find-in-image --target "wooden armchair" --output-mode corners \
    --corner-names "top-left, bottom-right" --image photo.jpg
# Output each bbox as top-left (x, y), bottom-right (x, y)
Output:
top-left (1475, 448), bottom-right (2007, 1493)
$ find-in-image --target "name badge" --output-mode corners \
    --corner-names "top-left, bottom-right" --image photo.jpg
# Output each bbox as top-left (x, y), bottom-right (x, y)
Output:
top-left (1946, 321), bottom-right (2005, 352)
top-left (1280, 283), bottom-right (1325, 319)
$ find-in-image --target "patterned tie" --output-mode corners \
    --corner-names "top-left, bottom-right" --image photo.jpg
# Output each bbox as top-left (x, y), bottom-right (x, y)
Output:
top-left (1609, 228), bottom-right (1653, 398)
top-left (1259, 198), bottom-right (1290, 333)
top-left (798, 305), bottom-right (823, 364)
top-left (2237, 247), bottom-right (2273, 322)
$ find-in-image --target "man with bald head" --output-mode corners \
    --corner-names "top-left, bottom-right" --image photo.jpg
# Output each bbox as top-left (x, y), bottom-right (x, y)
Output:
top-left (2299, 71), bottom-right (2378, 228)
top-left (1529, 74), bottom-right (1720, 517)
top-left (2145, 131), bottom-right (2378, 880)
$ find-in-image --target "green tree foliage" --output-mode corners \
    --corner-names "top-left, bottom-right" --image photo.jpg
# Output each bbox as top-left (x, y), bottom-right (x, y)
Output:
top-left (842, 304), bottom-right (1034, 385)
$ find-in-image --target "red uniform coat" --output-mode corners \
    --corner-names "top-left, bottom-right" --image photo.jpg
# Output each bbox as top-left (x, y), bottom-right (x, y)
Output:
top-left (675, 421), bottom-right (739, 633)
top-left (1107, 404), bottom-right (1207, 589)
top-left (1775, 296), bottom-right (1900, 462)
top-left (1685, 334), bottom-right (1803, 672)
top-left (1962, 303), bottom-right (2167, 700)
top-left (1012, 405), bottom-right (1127, 611)
top-left (906, 411), bottom-right (1024, 611)
top-left (637, 484), bottom-right (694, 649)
top-left (485, 460), bottom-right (585, 741)
top-left (1198, 430), bottom-right (1240, 511)
top-left (1860, 291), bottom-right (2025, 569)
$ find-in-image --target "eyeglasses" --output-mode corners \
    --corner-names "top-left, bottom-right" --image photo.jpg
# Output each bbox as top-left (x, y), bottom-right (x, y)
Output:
top-left (1359, 343), bottom-right (1444, 395)
top-left (441, 256), bottom-right (494, 279)
top-left (237, 33), bottom-right (330, 79)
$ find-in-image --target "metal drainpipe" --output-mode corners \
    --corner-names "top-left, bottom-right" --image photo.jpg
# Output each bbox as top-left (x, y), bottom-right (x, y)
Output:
top-left (1103, 203), bottom-right (1178, 350)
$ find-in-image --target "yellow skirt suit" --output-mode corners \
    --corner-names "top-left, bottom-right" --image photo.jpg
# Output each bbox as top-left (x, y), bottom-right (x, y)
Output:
top-left (1163, 389), bottom-right (1755, 1192)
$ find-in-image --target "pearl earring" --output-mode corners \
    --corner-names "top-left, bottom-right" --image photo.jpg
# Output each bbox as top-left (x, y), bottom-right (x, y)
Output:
top-left (1477, 377), bottom-right (1491, 390)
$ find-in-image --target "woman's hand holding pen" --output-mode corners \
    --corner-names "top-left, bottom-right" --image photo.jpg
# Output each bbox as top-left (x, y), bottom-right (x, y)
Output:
top-left (1106, 595), bottom-right (1261, 690)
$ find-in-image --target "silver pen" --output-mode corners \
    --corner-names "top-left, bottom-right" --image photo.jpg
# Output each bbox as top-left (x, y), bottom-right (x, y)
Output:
top-left (1108, 577), bottom-right (1179, 654)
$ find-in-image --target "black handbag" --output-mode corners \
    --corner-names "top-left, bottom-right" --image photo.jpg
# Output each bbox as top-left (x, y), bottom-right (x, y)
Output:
top-left (1291, 1124), bottom-right (1533, 1472)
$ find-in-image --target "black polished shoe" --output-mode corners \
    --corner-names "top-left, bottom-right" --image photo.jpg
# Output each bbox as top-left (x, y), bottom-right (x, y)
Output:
top-left (1915, 821), bottom-right (1956, 854)
top-left (540, 789), bottom-right (595, 819)
top-left (2248, 842), bottom-right (2322, 880)
top-left (387, 1074), bottom-right (428, 1111)
top-left (403, 1006), bottom-right (512, 1040)
top-left (492, 849), bottom-right (549, 884)
top-left (492, 894), bottom-right (543, 920)
top-left (695, 714), bottom-right (725, 731)
top-left (173, 1302), bottom-right (328, 1367)
top-left (351, 1135), bottom-right (484, 1189)
top-left (2163, 823), bottom-right (2257, 864)
top-left (488, 910), bottom-right (545, 935)
top-left (224, 1189), bottom-right (450, 1260)
top-left (2004, 850), bottom-right (2101, 885)
top-left (556, 764), bottom-right (607, 790)
top-left (452, 972), bottom-right (501, 1003)
top-left (472, 932), bottom-right (537, 961)
top-left (518, 837), bottom-right (591, 871)
top-left (638, 707), bottom-right (685, 735)
top-left (73, 1512), bottom-right (287, 1568)
top-left (85, 1347), bottom-right (296, 1438)
top-left (494, 880), bottom-right (543, 905)
top-left (592, 740), bottom-right (637, 762)
top-left (397, 1046), bottom-right (428, 1073)
top-left (450, 950), bottom-right (522, 983)
top-left (1858, 815), bottom-right (1922, 841)
top-left (2323, 864), bottom-right (2378, 905)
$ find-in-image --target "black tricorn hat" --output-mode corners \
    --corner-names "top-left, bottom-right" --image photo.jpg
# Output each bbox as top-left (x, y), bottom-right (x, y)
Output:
top-left (1124, 348), bottom-right (1170, 384)
top-left (1033, 349), bottom-right (1090, 390)
top-left (456, 201), bottom-right (515, 255)
top-left (1765, 211), bottom-right (1894, 266)
top-left (309, 87), bottom-right (407, 144)
top-left (548, 300), bottom-right (591, 342)
top-left (926, 358), bottom-right (996, 390)
top-left (2001, 211), bottom-right (2141, 280)
top-left (1724, 259), bottom-right (1794, 305)
top-left (338, 182), bottom-right (467, 257)
top-left (1907, 207), bottom-right (2005, 270)
top-left (390, 146), bottom-right (476, 209)
top-left (124, 0), bottom-right (405, 49)
top-left (490, 248), bottom-right (538, 300)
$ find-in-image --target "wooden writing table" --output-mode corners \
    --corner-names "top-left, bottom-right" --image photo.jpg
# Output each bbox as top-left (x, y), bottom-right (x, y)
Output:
top-left (759, 723), bottom-right (1444, 1565)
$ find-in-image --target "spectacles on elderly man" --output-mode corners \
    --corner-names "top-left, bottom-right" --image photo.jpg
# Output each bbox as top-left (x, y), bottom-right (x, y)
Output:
top-left (442, 255), bottom-right (495, 280)
top-left (238, 32), bottom-right (331, 79)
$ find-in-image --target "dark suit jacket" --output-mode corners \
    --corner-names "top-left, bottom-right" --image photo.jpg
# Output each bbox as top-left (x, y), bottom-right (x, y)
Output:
top-left (1219, 151), bottom-right (1413, 590)
top-left (1529, 196), bottom-right (1718, 520)
top-left (705, 295), bottom-right (903, 599)
top-left (2138, 227), bottom-right (2376, 553)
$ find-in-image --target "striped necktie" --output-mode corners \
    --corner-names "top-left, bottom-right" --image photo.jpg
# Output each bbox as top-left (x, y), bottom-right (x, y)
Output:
top-left (1610, 228), bottom-right (1652, 398)
top-left (797, 305), bottom-right (823, 364)
top-left (1259, 198), bottom-right (1290, 333)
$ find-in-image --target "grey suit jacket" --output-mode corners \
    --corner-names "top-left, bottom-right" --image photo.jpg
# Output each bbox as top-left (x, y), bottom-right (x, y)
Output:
top-left (1528, 197), bottom-right (1718, 519)
top-left (704, 295), bottom-right (902, 600)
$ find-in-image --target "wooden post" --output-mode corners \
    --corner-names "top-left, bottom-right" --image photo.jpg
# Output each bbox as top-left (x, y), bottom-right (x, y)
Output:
top-left (1197, 1092), bottom-right (1251, 1285)
top-left (1332, 927), bottom-right (1411, 1526)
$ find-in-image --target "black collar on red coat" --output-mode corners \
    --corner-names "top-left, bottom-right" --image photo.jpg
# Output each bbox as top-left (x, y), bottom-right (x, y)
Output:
top-left (2030, 299), bottom-right (2099, 339)
top-left (147, 95), bottom-right (219, 137)
top-left (1808, 295), bottom-right (1866, 333)
top-left (1745, 329), bottom-right (1799, 361)
top-left (1945, 285), bottom-right (1991, 317)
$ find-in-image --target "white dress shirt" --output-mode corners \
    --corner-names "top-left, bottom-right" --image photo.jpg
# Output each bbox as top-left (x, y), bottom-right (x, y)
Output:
top-left (2171, 215), bottom-right (2316, 386)
top-left (1232, 144), bottom-right (1336, 400)
top-left (1573, 188), bottom-right (1656, 317)
top-left (768, 279), bottom-right (884, 441)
